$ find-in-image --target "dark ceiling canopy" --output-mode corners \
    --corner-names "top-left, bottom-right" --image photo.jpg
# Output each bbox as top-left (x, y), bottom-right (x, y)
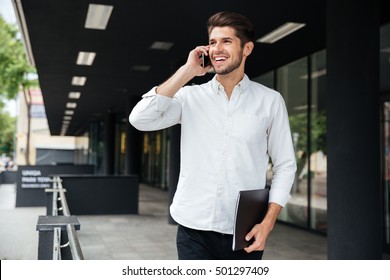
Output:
top-left (14, 0), bottom-right (386, 136)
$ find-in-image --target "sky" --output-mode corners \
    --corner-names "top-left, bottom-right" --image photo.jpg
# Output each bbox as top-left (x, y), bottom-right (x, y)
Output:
top-left (0, 0), bottom-right (16, 23)
top-left (0, 0), bottom-right (16, 24)
top-left (0, 0), bottom-right (18, 117)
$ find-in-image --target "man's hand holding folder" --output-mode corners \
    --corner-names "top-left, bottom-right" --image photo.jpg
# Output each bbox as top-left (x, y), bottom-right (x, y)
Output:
top-left (244, 202), bottom-right (283, 253)
top-left (232, 188), bottom-right (283, 253)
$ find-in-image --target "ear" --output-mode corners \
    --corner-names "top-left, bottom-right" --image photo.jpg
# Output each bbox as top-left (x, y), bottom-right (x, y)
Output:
top-left (243, 41), bottom-right (254, 56)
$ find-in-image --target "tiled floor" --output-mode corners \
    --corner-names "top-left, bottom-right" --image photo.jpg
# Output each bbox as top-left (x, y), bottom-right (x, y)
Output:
top-left (0, 183), bottom-right (328, 260)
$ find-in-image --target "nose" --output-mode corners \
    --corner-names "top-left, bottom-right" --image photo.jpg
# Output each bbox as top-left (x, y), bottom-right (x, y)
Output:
top-left (213, 42), bottom-right (223, 51)
top-left (210, 40), bottom-right (226, 52)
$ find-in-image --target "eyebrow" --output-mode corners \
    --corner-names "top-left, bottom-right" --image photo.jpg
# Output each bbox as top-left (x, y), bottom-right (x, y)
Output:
top-left (209, 36), bottom-right (235, 42)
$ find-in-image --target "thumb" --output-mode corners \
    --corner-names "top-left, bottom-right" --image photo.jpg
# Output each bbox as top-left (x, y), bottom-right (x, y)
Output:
top-left (245, 227), bottom-right (256, 241)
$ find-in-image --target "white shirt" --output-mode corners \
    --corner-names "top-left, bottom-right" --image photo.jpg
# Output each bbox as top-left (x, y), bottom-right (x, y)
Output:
top-left (130, 74), bottom-right (296, 234)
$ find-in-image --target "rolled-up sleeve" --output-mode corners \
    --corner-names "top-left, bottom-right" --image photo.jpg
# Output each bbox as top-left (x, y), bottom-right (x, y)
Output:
top-left (129, 87), bottom-right (182, 131)
top-left (267, 94), bottom-right (297, 207)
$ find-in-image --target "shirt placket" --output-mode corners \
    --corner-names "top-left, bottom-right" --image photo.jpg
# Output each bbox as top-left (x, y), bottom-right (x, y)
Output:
top-left (212, 85), bottom-right (241, 231)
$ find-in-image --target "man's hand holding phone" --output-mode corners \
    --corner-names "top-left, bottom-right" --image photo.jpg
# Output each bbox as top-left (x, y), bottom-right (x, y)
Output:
top-left (182, 46), bottom-right (212, 78)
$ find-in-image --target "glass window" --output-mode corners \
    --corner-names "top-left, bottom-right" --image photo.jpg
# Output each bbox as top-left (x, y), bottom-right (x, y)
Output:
top-left (114, 121), bottom-right (127, 175)
top-left (381, 22), bottom-right (390, 252)
top-left (253, 71), bottom-right (274, 88)
top-left (87, 121), bottom-right (104, 174)
top-left (382, 102), bottom-right (390, 251)
top-left (310, 50), bottom-right (327, 232)
top-left (141, 130), bottom-right (169, 189)
top-left (276, 57), bottom-right (308, 227)
top-left (380, 22), bottom-right (390, 92)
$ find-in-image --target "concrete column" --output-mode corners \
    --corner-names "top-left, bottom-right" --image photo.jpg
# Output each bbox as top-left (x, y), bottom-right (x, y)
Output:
top-left (327, 0), bottom-right (382, 259)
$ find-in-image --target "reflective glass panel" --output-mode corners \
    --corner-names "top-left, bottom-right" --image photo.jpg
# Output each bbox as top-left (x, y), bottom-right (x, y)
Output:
top-left (276, 57), bottom-right (308, 227)
top-left (310, 50), bottom-right (327, 232)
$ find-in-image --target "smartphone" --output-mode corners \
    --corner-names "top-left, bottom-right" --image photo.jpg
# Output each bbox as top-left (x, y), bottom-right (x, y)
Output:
top-left (201, 53), bottom-right (210, 68)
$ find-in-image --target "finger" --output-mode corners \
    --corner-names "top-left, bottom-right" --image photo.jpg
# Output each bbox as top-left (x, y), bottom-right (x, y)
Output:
top-left (244, 239), bottom-right (262, 253)
top-left (245, 227), bottom-right (257, 241)
top-left (195, 45), bottom-right (209, 55)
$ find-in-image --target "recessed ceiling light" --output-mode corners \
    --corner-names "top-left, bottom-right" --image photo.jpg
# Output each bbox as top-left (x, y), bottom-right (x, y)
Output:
top-left (257, 22), bottom-right (306, 44)
top-left (63, 116), bottom-right (72, 121)
top-left (66, 102), bottom-right (77, 109)
top-left (62, 120), bottom-right (70, 124)
top-left (76, 51), bottom-right (96, 65)
top-left (132, 65), bottom-right (151, 72)
top-left (65, 110), bottom-right (74, 115)
top-left (85, 4), bottom-right (113, 30)
top-left (68, 92), bottom-right (81, 99)
top-left (60, 129), bottom-right (68, 135)
top-left (150, 41), bottom-right (174, 51)
top-left (71, 76), bottom-right (87, 86)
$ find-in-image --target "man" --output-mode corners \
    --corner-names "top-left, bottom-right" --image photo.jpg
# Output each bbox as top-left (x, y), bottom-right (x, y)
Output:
top-left (130, 11), bottom-right (296, 260)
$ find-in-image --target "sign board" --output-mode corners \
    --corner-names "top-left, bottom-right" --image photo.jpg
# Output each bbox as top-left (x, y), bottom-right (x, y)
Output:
top-left (16, 165), bottom-right (94, 207)
top-left (21, 169), bottom-right (51, 188)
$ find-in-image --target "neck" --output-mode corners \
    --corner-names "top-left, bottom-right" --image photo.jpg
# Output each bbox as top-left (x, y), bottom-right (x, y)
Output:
top-left (216, 72), bottom-right (244, 99)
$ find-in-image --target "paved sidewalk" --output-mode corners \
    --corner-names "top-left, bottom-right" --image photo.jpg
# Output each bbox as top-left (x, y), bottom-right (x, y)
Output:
top-left (0, 184), bottom-right (45, 260)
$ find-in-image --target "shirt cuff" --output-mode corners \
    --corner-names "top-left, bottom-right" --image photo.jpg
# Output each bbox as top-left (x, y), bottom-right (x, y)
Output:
top-left (268, 187), bottom-right (291, 207)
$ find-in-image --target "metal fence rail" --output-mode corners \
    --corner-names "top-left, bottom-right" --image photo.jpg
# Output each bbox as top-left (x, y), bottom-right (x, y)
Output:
top-left (36, 176), bottom-right (84, 260)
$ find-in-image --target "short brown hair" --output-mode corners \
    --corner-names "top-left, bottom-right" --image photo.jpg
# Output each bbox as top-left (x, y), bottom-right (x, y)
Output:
top-left (207, 11), bottom-right (255, 47)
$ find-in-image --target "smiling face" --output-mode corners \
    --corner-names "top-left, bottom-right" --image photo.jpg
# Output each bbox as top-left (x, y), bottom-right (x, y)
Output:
top-left (208, 26), bottom-right (252, 76)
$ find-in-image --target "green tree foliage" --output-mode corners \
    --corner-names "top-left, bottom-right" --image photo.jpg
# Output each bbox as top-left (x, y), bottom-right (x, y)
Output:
top-left (0, 106), bottom-right (15, 156)
top-left (289, 111), bottom-right (327, 183)
top-left (0, 15), bottom-right (37, 159)
top-left (289, 111), bottom-right (327, 155)
top-left (0, 16), bottom-right (35, 99)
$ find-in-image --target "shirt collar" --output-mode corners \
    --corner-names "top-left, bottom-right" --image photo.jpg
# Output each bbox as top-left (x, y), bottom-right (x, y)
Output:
top-left (210, 74), bottom-right (250, 94)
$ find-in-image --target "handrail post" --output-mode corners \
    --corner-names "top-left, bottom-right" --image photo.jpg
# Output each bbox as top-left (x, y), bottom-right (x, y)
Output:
top-left (36, 215), bottom-right (80, 260)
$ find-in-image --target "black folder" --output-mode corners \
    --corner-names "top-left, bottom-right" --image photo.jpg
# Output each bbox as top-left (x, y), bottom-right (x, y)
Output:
top-left (232, 188), bottom-right (269, 251)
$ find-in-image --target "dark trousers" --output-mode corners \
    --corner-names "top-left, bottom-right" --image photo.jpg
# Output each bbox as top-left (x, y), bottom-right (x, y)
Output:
top-left (176, 224), bottom-right (264, 260)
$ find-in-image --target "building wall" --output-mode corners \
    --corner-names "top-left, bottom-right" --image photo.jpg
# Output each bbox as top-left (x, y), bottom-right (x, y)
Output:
top-left (15, 88), bottom-right (88, 166)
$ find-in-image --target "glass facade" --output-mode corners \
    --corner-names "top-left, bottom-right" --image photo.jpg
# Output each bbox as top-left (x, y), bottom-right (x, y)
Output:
top-left (141, 130), bottom-right (169, 189)
top-left (87, 121), bottom-right (104, 174)
top-left (381, 22), bottom-right (390, 253)
top-left (114, 121), bottom-right (127, 175)
top-left (309, 50), bottom-right (327, 232)
top-left (277, 57), bottom-right (310, 229)
top-left (253, 51), bottom-right (327, 233)
top-left (382, 102), bottom-right (390, 252)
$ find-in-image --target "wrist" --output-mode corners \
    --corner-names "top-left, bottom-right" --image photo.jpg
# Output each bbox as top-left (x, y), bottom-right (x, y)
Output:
top-left (261, 202), bottom-right (282, 231)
